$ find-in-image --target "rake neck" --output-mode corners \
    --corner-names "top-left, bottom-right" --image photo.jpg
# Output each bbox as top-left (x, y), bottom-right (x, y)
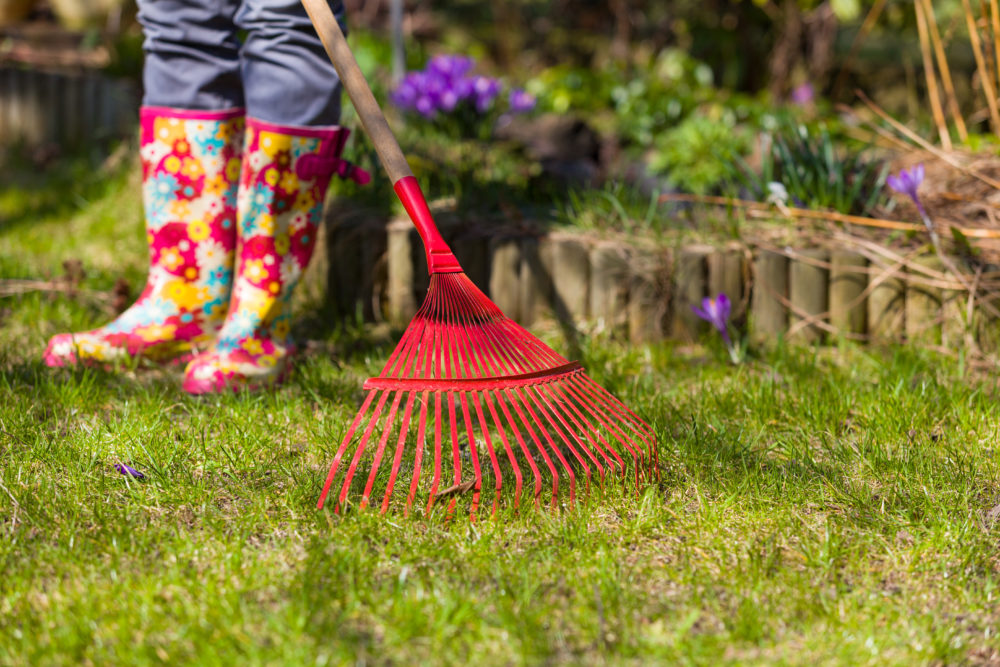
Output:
top-left (394, 176), bottom-right (462, 274)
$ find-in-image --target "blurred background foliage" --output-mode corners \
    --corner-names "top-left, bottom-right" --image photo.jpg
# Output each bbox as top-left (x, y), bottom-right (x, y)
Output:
top-left (0, 0), bottom-right (991, 228)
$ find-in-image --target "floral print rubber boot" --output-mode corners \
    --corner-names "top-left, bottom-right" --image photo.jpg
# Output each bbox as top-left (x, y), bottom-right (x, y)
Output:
top-left (44, 107), bottom-right (245, 367)
top-left (182, 118), bottom-right (368, 394)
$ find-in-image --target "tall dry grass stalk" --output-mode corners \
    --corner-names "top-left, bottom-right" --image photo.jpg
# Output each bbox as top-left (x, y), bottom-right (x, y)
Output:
top-left (915, 0), bottom-right (951, 148)
top-left (910, 0), bottom-right (1000, 141)
top-left (961, 0), bottom-right (1000, 133)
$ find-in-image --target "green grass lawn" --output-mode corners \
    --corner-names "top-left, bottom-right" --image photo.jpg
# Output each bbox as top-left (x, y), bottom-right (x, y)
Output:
top-left (3, 149), bottom-right (1000, 665)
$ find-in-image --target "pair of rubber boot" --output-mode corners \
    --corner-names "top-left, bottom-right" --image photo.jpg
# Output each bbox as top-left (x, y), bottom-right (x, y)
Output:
top-left (44, 107), bottom-right (367, 393)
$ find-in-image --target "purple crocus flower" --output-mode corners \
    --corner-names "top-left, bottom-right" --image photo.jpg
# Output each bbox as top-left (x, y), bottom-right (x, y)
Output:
top-left (391, 55), bottom-right (512, 122)
top-left (508, 88), bottom-right (536, 113)
top-left (790, 83), bottom-right (814, 106)
top-left (887, 163), bottom-right (940, 248)
top-left (115, 463), bottom-right (145, 480)
top-left (887, 164), bottom-right (927, 218)
top-left (390, 73), bottom-right (421, 110)
top-left (692, 294), bottom-right (732, 346)
top-left (472, 76), bottom-right (502, 112)
top-left (427, 55), bottom-right (475, 81)
top-left (415, 94), bottom-right (436, 118)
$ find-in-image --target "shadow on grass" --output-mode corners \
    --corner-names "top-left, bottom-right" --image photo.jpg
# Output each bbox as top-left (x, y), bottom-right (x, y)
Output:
top-left (0, 141), bottom-right (135, 236)
top-left (0, 356), bottom-right (182, 408)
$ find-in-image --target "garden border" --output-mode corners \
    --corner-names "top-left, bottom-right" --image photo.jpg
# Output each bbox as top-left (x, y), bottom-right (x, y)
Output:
top-left (302, 202), bottom-right (1000, 354)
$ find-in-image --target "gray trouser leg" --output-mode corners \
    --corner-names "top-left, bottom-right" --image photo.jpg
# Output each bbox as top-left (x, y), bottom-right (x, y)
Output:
top-left (138, 0), bottom-right (344, 126)
top-left (237, 0), bottom-right (344, 126)
top-left (138, 0), bottom-right (245, 111)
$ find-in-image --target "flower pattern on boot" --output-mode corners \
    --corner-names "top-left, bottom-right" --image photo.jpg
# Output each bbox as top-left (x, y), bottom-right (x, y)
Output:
top-left (44, 107), bottom-right (245, 367)
top-left (183, 118), bottom-right (368, 393)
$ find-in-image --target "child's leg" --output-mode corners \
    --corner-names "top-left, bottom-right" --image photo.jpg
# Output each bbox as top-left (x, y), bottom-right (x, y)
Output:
top-left (139, 0), bottom-right (245, 112)
top-left (45, 1), bottom-right (248, 367)
top-left (182, 0), bottom-right (370, 393)
top-left (236, 0), bottom-right (345, 126)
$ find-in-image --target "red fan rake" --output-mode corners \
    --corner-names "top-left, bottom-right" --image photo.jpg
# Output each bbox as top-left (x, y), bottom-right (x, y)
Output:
top-left (304, 0), bottom-right (658, 518)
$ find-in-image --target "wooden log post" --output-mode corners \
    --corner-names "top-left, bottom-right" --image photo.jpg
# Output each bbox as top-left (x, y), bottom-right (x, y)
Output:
top-left (490, 236), bottom-right (522, 322)
top-left (9, 68), bottom-right (26, 144)
top-left (975, 265), bottom-right (1000, 354)
top-left (452, 230), bottom-right (490, 294)
top-left (23, 69), bottom-right (43, 145)
top-left (0, 69), bottom-right (6, 141)
top-left (326, 218), bottom-right (364, 319)
top-left (0, 68), bottom-right (9, 142)
top-left (788, 248), bottom-right (829, 343)
top-left (708, 243), bottom-right (747, 327)
top-left (672, 245), bottom-right (711, 341)
top-left (937, 259), bottom-right (969, 350)
top-left (751, 249), bottom-right (789, 341)
top-left (386, 219), bottom-right (418, 326)
top-left (65, 73), bottom-right (83, 148)
top-left (520, 236), bottom-right (554, 326)
top-left (44, 71), bottom-right (60, 145)
top-left (867, 256), bottom-right (906, 341)
top-left (544, 232), bottom-right (591, 328)
top-left (906, 254), bottom-right (944, 346)
top-left (590, 241), bottom-right (630, 336)
top-left (361, 221), bottom-right (387, 322)
top-left (409, 223), bottom-right (430, 306)
top-left (941, 285), bottom-right (966, 350)
top-left (829, 251), bottom-right (868, 336)
top-left (83, 72), bottom-right (99, 146)
top-left (629, 245), bottom-right (670, 344)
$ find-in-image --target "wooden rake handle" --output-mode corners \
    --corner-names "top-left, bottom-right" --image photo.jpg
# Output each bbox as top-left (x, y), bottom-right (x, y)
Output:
top-left (302, 0), bottom-right (461, 273)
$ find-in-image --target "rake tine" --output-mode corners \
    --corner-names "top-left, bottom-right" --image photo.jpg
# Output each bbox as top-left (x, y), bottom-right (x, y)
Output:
top-left (318, 389), bottom-right (377, 510)
top-left (360, 389), bottom-right (404, 509)
top-left (565, 377), bottom-right (647, 487)
top-left (381, 390), bottom-right (417, 514)
top-left (440, 282), bottom-right (477, 517)
top-left (399, 283), bottom-right (442, 514)
top-left (459, 392), bottom-right (484, 519)
top-left (579, 375), bottom-right (658, 456)
top-left (449, 287), bottom-right (519, 515)
top-left (483, 390), bottom-right (523, 511)
top-left (445, 391), bottom-right (462, 518)
top-left (424, 283), bottom-right (448, 515)
top-left (543, 381), bottom-right (620, 477)
top-left (561, 384), bottom-right (640, 489)
top-left (471, 391), bottom-right (503, 516)
top-left (516, 386), bottom-right (579, 506)
top-left (534, 384), bottom-right (604, 487)
top-left (338, 389), bottom-right (392, 510)
top-left (381, 283), bottom-right (432, 378)
top-left (506, 388), bottom-right (561, 509)
top-left (496, 389), bottom-right (543, 506)
top-left (456, 284), bottom-right (534, 377)
top-left (405, 391), bottom-right (430, 517)
top-left (583, 381), bottom-right (659, 482)
top-left (524, 385), bottom-right (591, 499)
top-left (426, 391), bottom-right (444, 514)
top-left (447, 281), bottom-right (498, 520)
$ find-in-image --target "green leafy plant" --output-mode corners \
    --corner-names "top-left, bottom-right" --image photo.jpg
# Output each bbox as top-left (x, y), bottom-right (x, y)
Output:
top-left (731, 118), bottom-right (890, 216)
top-left (649, 112), bottom-right (753, 195)
top-left (526, 49), bottom-right (720, 148)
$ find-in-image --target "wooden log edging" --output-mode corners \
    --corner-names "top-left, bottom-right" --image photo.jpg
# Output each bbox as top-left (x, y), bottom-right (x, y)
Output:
top-left (311, 211), bottom-right (1000, 354)
top-left (0, 65), bottom-right (137, 148)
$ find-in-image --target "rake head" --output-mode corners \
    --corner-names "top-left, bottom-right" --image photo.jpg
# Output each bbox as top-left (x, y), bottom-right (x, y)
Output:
top-left (317, 270), bottom-right (659, 519)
